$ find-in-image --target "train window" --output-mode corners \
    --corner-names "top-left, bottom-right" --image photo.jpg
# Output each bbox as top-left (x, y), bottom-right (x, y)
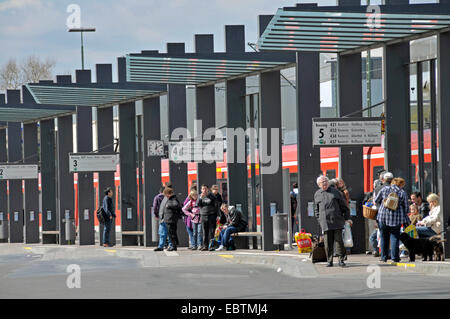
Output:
top-left (326, 169), bottom-right (336, 180)
top-left (372, 166), bottom-right (385, 182)
top-left (290, 173), bottom-right (298, 188)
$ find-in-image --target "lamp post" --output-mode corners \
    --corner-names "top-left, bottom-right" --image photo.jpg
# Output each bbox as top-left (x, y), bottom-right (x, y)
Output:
top-left (68, 28), bottom-right (96, 70)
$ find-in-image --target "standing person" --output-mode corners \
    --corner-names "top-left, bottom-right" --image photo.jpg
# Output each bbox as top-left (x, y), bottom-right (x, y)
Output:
top-left (154, 183), bottom-right (173, 251)
top-left (198, 185), bottom-right (218, 251)
top-left (415, 193), bottom-right (443, 238)
top-left (290, 183), bottom-right (298, 234)
top-left (182, 190), bottom-right (202, 250)
top-left (102, 187), bottom-right (116, 247)
top-left (182, 189), bottom-right (197, 249)
top-left (162, 188), bottom-right (182, 251)
top-left (215, 203), bottom-right (248, 251)
top-left (211, 184), bottom-right (224, 224)
top-left (373, 172), bottom-right (393, 200)
top-left (374, 177), bottom-right (410, 262)
top-left (336, 178), bottom-right (350, 206)
top-left (314, 176), bottom-right (352, 267)
top-left (410, 192), bottom-right (430, 218)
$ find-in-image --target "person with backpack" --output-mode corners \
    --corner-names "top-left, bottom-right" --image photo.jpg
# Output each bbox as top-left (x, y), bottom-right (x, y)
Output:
top-left (211, 184), bottom-right (224, 224)
top-left (154, 183), bottom-right (173, 251)
top-left (374, 177), bottom-right (410, 262)
top-left (162, 187), bottom-right (182, 251)
top-left (198, 185), bottom-right (218, 251)
top-left (102, 187), bottom-right (116, 247)
top-left (215, 203), bottom-right (248, 251)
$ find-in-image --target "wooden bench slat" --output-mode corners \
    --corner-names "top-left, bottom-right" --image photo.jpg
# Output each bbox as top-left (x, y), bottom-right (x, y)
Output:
top-left (42, 231), bottom-right (59, 235)
top-left (232, 232), bottom-right (263, 237)
top-left (122, 231), bottom-right (145, 235)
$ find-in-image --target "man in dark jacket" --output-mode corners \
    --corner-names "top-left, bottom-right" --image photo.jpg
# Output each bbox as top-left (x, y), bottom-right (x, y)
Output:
top-left (154, 184), bottom-right (173, 251)
top-left (215, 203), bottom-right (248, 251)
top-left (198, 185), bottom-right (218, 251)
top-left (162, 187), bottom-right (182, 251)
top-left (314, 176), bottom-right (352, 267)
top-left (211, 184), bottom-right (224, 224)
top-left (411, 192), bottom-right (430, 218)
top-left (102, 187), bottom-right (116, 247)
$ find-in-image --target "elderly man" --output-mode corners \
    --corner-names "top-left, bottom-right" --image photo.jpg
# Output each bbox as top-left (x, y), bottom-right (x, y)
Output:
top-left (314, 176), bottom-right (352, 267)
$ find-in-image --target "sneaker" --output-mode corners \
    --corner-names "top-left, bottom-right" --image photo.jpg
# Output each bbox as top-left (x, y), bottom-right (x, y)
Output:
top-left (192, 246), bottom-right (198, 251)
top-left (200, 247), bottom-right (208, 251)
top-left (168, 246), bottom-right (177, 251)
top-left (154, 247), bottom-right (164, 252)
top-left (326, 262), bottom-right (333, 267)
top-left (215, 245), bottom-right (225, 251)
top-left (339, 261), bottom-right (346, 267)
top-left (373, 251), bottom-right (380, 257)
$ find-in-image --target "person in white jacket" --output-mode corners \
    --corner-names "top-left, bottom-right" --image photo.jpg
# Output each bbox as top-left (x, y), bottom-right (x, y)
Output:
top-left (416, 193), bottom-right (443, 238)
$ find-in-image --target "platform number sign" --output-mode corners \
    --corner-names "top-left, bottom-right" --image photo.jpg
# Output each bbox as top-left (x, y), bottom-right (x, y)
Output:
top-left (0, 168), bottom-right (3, 179)
top-left (72, 159), bottom-right (78, 171)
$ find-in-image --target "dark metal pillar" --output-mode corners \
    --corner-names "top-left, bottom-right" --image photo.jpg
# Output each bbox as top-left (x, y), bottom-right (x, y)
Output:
top-left (437, 31), bottom-right (450, 258)
top-left (296, 52), bottom-right (322, 236)
top-left (195, 34), bottom-right (217, 188)
top-left (7, 90), bottom-right (23, 243)
top-left (76, 69), bottom-right (95, 245)
top-left (225, 26), bottom-right (249, 239)
top-left (384, 42), bottom-right (411, 192)
top-left (259, 70), bottom-right (283, 251)
top-left (119, 101), bottom-right (138, 246)
top-left (167, 42), bottom-right (189, 247)
top-left (57, 114), bottom-right (74, 245)
top-left (40, 118), bottom-right (57, 244)
top-left (23, 122), bottom-right (39, 243)
top-left (96, 64), bottom-right (116, 246)
top-left (338, 53), bottom-right (365, 253)
top-left (0, 120), bottom-right (8, 243)
top-left (143, 96), bottom-right (161, 246)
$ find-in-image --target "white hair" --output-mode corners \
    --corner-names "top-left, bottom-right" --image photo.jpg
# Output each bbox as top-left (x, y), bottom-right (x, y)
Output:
top-left (316, 176), bottom-right (329, 186)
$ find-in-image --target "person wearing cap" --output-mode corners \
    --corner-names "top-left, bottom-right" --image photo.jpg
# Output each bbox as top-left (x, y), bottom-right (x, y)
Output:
top-left (314, 176), bottom-right (352, 267)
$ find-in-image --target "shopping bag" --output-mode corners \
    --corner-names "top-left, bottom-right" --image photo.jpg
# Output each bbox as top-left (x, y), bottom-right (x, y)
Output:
top-left (402, 224), bottom-right (418, 239)
top-left (295, 229), bottom-right (312, 253)
top-left (343, 222), bottom-right (353, 248)
top-left (214, 220), bottom-right (224, 241)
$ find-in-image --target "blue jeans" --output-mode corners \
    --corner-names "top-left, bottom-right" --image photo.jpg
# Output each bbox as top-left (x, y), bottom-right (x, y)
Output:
top-left (103, 218), bottom-right (112, 245)
top-left (158, 222), bottom-right (173, 249)
top-left (192, 222), bottom-right (202, 248)
top-left (186, 225), bottom-right (194, 247)
top-left (379, 222), bottom-right (401, 262)
top-left (416, 226), bottom-right (436, 238)
top-left (219, 226), bottom-right (238, 248)
top-left (370, 229), bottom-right (378, 252)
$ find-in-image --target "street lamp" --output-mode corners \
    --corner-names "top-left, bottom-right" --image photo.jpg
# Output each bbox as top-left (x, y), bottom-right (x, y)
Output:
top-left (68, 27), bottom-right (96, 70)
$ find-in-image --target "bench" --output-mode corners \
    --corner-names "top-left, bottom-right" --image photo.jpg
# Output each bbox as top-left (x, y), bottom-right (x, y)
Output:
top-left (121, 231), bottom-right (144, 236)
top-left (41, 231), bottom-right (59, 235)
top-left (231, 232), bottom-right (263, 249)
top-left (121, 231), bottom-right (145, 246)
top-left (231, 232), bottom-right (263, 237)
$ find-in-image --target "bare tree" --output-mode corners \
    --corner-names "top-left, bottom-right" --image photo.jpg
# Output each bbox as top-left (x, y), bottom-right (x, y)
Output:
top-left (0, 59), bottom-right (22, 90)
top-left (0, 56), bottom-right (56, 92)
top-left (21, 55), bottom-right (55, 84)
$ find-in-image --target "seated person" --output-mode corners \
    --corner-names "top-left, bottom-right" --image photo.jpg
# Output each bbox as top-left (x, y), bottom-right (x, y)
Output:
top-left (408, 204), bottom-right (422, 226)
top-left (215, 203), bottom-right (248, 251)
top-left (416, 193), bottom-right (442, 238)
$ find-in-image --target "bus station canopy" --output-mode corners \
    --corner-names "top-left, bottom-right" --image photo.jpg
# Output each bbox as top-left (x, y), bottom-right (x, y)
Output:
top-left (25, 82), bottom-right (167, 108)
top-left (0, 105), bottom-right (75, 123)
top-left (126, 52), bottom-right (296, 85)
top-left (257, 3), bottom-right (450, 53)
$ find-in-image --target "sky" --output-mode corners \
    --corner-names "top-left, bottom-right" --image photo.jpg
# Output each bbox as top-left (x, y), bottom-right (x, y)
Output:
top-left (0, 0), bottom-right (332, 82)
top-left (0, 0), bottom-right (438, 83)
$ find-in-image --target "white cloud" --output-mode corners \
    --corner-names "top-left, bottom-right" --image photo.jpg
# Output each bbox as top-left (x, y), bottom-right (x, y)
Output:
top-left (0, 0), bottom-right (40, 12)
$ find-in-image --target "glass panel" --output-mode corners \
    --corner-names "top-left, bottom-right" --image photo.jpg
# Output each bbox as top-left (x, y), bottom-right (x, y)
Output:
top-left (410, 63), bottom-right (419, 193)
top-left (422, 61), bottom-right (433, 197)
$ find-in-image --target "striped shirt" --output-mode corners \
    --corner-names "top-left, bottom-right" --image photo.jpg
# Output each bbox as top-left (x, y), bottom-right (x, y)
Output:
top-left (374, 185), bottom-right (410, 227)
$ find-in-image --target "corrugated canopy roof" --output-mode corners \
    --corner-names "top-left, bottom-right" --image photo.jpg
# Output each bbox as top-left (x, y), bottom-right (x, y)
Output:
top-left (0, 105), bottom-right (75, 123)
top-left (258, 8), bottom-right (450, 53)
top-left (126, 53), bottom-right (296, 85)
top-left (25, 82), bottom-right (167, 107)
